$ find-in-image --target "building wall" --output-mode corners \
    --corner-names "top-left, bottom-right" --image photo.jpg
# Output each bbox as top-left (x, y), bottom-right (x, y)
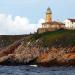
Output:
top-left (42, 24), bottom-right (64, 29)
top-left (38, 24), bottom-right (65, 33)
top-left (37, 28), bottom-right (46, 33)
top-left (64, 19), bottom-right (75, 29)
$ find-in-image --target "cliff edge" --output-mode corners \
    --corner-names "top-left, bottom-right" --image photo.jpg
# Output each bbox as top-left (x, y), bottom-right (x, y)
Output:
top-left (0, 29), bottom-right (75, 66)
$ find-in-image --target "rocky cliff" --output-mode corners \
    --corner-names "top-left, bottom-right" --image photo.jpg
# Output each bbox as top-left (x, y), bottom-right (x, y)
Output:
top-left (0, 29), bottom-right (75, 66)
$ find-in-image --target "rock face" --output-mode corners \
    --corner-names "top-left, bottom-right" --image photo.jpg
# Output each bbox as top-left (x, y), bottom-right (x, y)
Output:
top-left (0, 37), bottom-right (40, 65)
top-left (0, 38), bottom-right (75, 66)
top-left (0, 30), bottom-right (75, 66)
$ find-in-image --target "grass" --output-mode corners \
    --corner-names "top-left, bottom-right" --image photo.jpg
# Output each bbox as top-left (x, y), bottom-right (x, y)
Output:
top-left (0, 35), bottom-right (26, 47)
top-left (0, 29), bottom-right (75, 48)
top-left (32, 29), bottom-right (75, 47)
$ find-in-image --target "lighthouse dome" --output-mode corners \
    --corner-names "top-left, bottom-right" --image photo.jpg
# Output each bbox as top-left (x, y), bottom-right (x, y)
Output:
top-left (46, 7), bottom-right (52, 14)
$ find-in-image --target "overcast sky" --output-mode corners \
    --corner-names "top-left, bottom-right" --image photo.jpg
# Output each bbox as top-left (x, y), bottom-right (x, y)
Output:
top-left (0, 0), bottom-right (75, 35)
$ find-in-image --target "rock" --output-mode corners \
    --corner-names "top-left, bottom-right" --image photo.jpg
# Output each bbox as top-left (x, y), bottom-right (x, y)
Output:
top-left (0, 36), bottom-right (75, 66)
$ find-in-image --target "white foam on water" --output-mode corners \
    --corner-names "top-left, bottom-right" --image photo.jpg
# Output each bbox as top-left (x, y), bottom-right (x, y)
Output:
top-left (29, 65), bottom-right (38, 67)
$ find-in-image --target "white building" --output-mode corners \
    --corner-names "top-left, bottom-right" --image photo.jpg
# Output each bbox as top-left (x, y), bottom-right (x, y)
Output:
top-left (64, 19), bottom-right (75, 29)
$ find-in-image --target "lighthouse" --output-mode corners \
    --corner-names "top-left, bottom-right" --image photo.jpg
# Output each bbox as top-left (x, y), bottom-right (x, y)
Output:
top-left (45, 7), bottom-right (52, 23)
top-left (38, 7), bottom-right (65, 33)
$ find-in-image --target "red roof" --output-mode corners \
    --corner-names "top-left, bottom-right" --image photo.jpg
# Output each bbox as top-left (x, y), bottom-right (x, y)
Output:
top-left (42, 21), bottom-right (65, 25)
top-left (68, 19), bottom-right (75, 22)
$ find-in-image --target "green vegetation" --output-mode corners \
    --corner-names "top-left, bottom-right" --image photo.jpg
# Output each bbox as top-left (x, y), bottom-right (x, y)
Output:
top-left (0, 29), bottom-right (75, 48)
top-left (32, 29), bottom-right (75, 47)
top-left (0, 35), bottom-right (25, 47)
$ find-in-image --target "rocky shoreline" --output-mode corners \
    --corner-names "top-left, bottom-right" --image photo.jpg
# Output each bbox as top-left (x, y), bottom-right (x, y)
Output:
top-left (0, 39), bottom-right (75, 66)
top-left (0, 30), bottom-right (75, 66)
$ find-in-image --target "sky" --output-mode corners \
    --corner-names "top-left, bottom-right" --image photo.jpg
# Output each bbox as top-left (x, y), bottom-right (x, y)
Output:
top-left (0, 0), bottom-right (75, 35)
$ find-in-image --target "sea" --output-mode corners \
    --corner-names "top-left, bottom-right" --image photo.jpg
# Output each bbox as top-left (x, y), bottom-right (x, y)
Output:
top-left (0, 65), bottom-right (75, 75)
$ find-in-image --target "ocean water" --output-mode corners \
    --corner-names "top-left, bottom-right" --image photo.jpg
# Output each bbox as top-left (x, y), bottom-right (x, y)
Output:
top-left (0, 65), bottom-right (75, 75)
